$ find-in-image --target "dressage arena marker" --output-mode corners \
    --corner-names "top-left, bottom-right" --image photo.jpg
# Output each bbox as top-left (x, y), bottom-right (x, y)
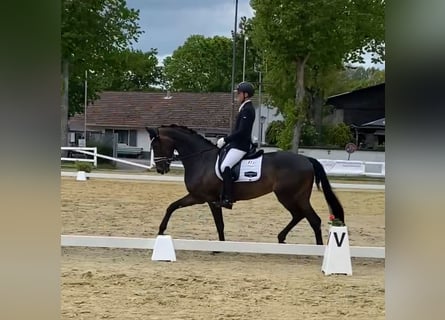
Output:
top-left (75, 171), bottom-right (87, 181)
top-left (322, 226), bottom-right (353, 275)
top-left (151, 235), bottom-right (176, 262)
top-left (61, 235), bottom-right (385, 259)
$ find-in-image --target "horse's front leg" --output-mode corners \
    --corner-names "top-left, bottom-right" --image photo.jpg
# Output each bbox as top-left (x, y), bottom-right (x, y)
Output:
top-left (208, 202), bottom-right (225, 241)
top-left (158, 193), bottom-right (201, 235)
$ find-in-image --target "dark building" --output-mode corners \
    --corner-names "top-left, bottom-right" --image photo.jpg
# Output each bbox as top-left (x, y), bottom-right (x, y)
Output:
top-left (325, 83), bottom-right (385, 149)
top-left (326, 83), bottom-right (385, 126)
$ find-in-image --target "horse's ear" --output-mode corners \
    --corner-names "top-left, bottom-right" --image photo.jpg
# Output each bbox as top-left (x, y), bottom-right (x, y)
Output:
top-left (146, 127), bottom-right (158, 139)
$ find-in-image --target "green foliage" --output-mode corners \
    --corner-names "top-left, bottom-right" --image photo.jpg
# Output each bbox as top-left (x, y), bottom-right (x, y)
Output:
top-left (265, 120), bottom-right (285, 145)
top-left (326, 66), bottom-right (385, 97)
top-left (62, 0), bottom-right (143, 115)
top-left (87, 142), bottom-right (114, 165)
top-left (323, 123), bottom-right (353, 147)
top-left (75, 161), bottom-right (93, 173)
top-left (267, 120), bottom-right (350, 148)
top-left (163, 35), bottom-right (232, 92)
top-left (163, 33), bottom-right (260, 92)
top-left (300, 122), bottom-right (319, 146)
top-left (104, 49), bottom-right (163, 91)
top-left (250, 0), bottom-right (384, 67)
top-left (276, 101), bottom-right (297, 150)
top-left (249, 0), bottom-right (385, 150)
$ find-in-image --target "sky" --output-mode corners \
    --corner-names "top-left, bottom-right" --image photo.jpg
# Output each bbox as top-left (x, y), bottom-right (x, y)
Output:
top-left (126, 0), bottom-right (384, 69)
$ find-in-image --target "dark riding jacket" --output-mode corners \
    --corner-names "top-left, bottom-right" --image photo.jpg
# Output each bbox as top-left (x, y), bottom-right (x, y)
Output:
top-left (224, 100), bottom-right (256, 152)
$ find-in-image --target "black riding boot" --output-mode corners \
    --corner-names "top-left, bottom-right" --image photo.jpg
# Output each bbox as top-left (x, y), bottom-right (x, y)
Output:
top-left (220, 167), bottom-right (233, 209)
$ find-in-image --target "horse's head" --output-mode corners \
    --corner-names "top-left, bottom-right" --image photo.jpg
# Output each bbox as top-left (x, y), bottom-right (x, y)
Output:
top-left (146, 127), bottom-right (175, 174)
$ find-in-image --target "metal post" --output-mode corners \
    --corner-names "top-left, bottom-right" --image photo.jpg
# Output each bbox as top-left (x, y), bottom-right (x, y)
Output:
top-left (242, 35), bottom-right (247, 81)
top-left (230, 0), bottom-right (239, 131)
top-left (84, 70), bottom-right (87, 143)
top-left (257, 70), bottom-right (262, 144)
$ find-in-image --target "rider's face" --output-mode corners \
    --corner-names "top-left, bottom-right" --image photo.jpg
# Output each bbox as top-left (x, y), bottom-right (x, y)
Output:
top-left (236, 91), bottom-right (246, 104)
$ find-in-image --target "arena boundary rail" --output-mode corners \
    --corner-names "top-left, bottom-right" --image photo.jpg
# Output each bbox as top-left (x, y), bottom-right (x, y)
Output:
top-left (61, 235), bottom-right (385, 259)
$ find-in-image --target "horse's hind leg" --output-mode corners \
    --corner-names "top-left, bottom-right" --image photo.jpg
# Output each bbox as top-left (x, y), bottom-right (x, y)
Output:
top-left (158, 193), bottom-right (201, 235)
top-left (208, 202), bottom-right (225, 241)
top-left (277, 212), bottom-right (305, 244)
top-left (304, 205), bottom-right (323, 245)
top-left (274, 192), bottom-right (305, 243)
top-left (275, 191), bottom-right (323, 245)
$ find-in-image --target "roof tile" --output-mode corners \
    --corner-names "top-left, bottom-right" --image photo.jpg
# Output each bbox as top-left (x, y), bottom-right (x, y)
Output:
top-left (69, 91), bottom-right (242, 133)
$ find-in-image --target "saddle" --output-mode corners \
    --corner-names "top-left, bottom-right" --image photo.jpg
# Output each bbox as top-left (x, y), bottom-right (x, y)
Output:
top-left (215, 143), bottom-right (264, 182)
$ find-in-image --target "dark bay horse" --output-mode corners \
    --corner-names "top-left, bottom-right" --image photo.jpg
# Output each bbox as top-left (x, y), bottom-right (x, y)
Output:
top-left (146, 124), bottom-right (344, 245)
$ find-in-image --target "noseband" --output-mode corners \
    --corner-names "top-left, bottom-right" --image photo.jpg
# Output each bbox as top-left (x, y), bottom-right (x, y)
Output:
top-left (149, 128), bottom-right (179, 164)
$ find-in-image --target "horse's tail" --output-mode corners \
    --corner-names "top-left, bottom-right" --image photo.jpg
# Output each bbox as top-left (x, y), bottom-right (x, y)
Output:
top-left (306, 156), bottom-right (345, 223)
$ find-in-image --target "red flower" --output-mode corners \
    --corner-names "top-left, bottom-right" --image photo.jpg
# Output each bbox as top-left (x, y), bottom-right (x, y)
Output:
top-left (329, 214), bottom-right (335, 221)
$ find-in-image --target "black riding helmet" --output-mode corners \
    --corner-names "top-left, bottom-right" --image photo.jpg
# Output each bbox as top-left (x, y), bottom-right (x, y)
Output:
top-left (236, 81), bottom-right (255, 97)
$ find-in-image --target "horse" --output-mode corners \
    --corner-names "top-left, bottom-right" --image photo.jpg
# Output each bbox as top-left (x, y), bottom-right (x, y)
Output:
top-left (146, 124), bottom-right (344, 245)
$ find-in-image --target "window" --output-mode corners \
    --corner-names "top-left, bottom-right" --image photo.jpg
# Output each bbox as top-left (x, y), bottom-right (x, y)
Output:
top-left (113, 129), bottom-right (137, 146)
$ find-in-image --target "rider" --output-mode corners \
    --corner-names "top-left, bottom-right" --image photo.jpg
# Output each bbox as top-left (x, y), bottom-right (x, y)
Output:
top-left (216, 81), bottom-right (256, 209)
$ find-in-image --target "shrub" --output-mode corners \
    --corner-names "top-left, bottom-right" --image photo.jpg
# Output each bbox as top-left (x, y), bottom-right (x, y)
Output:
top-left (75, 161), bottom-right (93, 173)
top-left (87, 142), bottom-right (113, 164)
top-left (324, 123), bottom-right (353, 147)
top-left (300, 122), bottom-right (319, 146)
top-left (265, 120), bottom-right (285, 146)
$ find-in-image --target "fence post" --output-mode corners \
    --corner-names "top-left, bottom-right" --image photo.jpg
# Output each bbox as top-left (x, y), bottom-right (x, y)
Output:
top-left (93, 147), bottom-right (97, 167)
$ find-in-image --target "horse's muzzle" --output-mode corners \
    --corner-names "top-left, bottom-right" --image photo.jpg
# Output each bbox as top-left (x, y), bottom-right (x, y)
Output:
top-left (157, 166), bottom-right (170, 174)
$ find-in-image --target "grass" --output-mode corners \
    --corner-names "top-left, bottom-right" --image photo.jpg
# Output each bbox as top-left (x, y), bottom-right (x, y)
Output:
top-left (61, 161), bottom-right (117, 171)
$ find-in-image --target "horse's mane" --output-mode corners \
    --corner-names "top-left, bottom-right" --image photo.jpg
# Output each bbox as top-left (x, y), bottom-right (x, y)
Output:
top-left (160, 124), bottom-right (216, 147)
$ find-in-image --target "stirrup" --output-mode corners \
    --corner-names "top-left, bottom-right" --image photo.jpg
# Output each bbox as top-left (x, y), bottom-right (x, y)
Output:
top-left (220, 199), bottom-right (233, 209)
top-left (212, 199), bottom-right (233, 210)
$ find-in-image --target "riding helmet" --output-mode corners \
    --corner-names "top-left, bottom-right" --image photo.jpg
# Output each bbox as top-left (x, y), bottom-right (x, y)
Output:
top-left (236, 81), bottom-right (255, 97)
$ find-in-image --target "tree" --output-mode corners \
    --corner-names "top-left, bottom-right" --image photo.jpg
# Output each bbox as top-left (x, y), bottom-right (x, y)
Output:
top-left (163, 35), bottom-right (238, 92)
top-left (163, 27), bottom-right (260, 93)
top-left (341, 66), bottom-right (385, 91)
top-left (61, 0), bottom-right (142, 147)
top-left (249, 0), bottom-right (385, 152)
top-left (265, 120), bottom-right (285, 145)
top-left (104, 49), bottom-right (162, 91)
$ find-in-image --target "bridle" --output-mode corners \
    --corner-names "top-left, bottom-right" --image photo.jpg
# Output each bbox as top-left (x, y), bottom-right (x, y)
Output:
top-left (150, 128), bottom-right (215, 164)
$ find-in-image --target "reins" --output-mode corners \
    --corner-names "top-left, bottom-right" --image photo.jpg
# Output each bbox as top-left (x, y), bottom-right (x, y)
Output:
top-left (153, 147), bottom-right (215, 164)
top-left (149, 126), bottom-right (217, 164)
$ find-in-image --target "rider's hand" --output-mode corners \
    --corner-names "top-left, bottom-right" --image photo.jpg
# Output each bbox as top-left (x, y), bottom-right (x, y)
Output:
top-left (217, 137), bottom-right (226, 149)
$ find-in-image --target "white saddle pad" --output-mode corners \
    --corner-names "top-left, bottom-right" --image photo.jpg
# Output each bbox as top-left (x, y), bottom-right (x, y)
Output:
top-left (215, 155), bottom-right (263, 182)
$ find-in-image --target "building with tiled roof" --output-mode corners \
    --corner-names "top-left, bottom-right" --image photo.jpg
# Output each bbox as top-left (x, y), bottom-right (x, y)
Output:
top-left (68, 91), bottom-right (281, 156)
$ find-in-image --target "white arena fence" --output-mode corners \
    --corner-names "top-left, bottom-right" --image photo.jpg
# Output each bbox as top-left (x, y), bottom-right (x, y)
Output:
top-left (61, 235), bottom-right (385, 259)
top-left (61, 147), bottom-right (152, 170)
top-left (61, 147), bottom-right (98, 167)
top-left (61, 148), bottom-right (385, 178)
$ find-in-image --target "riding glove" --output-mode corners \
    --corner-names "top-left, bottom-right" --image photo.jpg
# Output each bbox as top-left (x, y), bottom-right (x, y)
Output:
top-left (217, 137), bottom-right (226, 148)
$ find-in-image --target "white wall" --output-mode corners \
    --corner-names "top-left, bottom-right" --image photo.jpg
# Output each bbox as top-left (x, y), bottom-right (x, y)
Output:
top-left (298, 148), bottom-right (385, 162)
top-left (252, 104), bottom-right (283, 144)
top-left (137, 129), bottom-right (151, 151)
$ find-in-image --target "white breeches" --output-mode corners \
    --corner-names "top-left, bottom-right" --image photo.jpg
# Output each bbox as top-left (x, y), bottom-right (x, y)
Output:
top-left (220, 148), bottom-right (247, 171)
